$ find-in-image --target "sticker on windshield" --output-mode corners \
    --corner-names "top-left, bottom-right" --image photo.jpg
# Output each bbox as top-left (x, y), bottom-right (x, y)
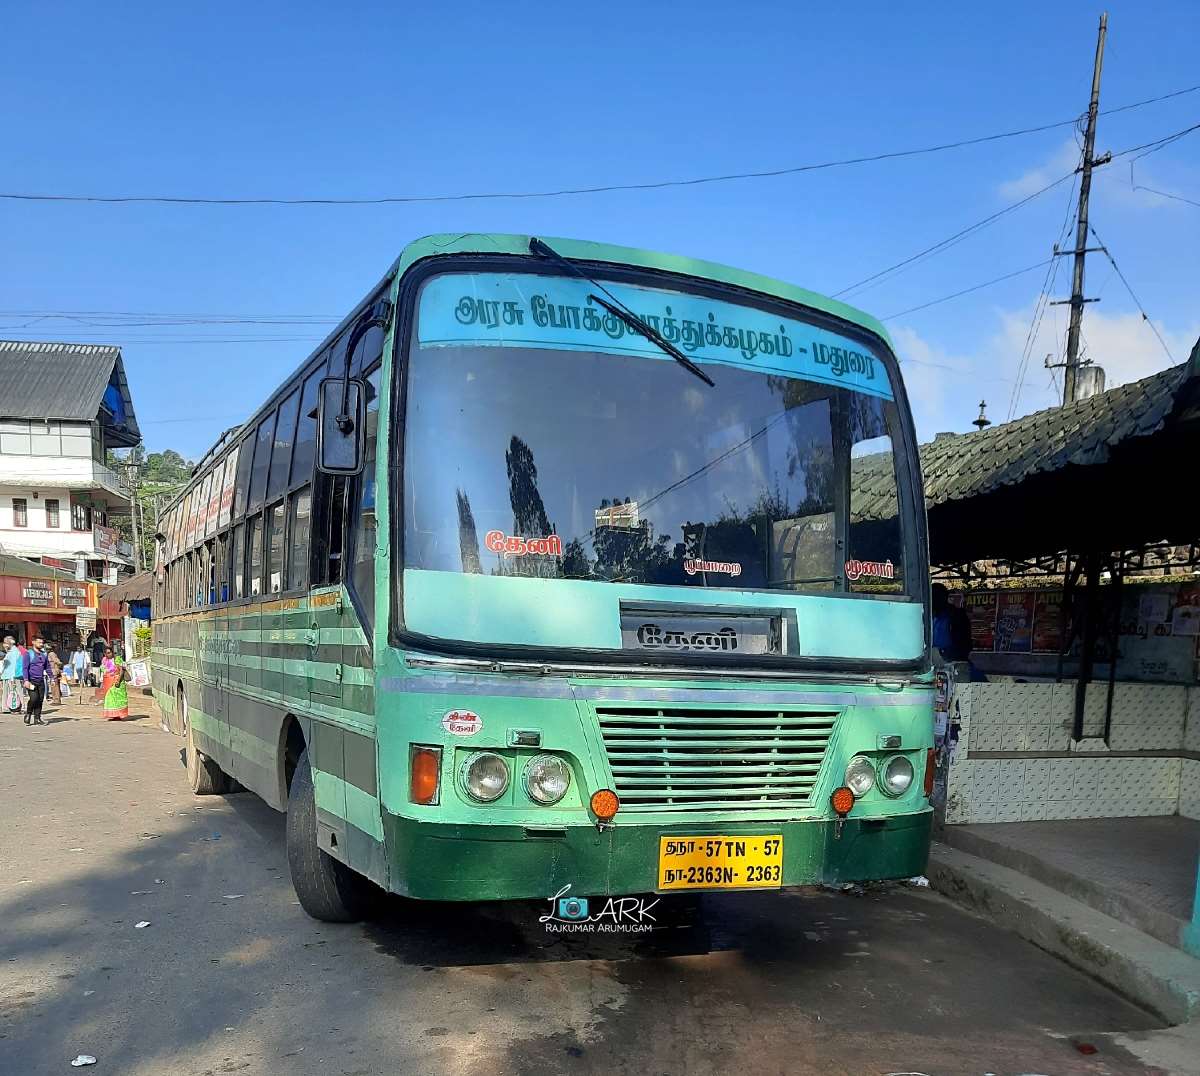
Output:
top-left (417, 272), bottom-right (895, 400)
top-left (683, 558), bottom-right (743, 578)
top-left (484, 530), bottom-right (563, 558)
top-left (442, 709), bottom-right (482, 736)
top-left (844, 559), bottom-right (896, 581)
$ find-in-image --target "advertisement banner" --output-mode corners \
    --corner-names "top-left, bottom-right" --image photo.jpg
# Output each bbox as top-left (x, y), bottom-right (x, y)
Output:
top-left (94, 524), bottom-right (119, 556)
top-left (1031, 590), bottom-right (1064, 652)
top-left (995, 591), bottom-right (1035, 652)
top-left (962, 592), bottom-right (998, 651)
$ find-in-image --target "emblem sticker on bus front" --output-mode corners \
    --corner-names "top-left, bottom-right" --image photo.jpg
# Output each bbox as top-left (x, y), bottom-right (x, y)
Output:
top-left (442, 709), bottom-right (482, 736)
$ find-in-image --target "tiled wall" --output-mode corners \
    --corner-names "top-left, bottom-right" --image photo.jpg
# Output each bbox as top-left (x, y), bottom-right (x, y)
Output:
top-left (945, 681), bottom-right (1194, 824)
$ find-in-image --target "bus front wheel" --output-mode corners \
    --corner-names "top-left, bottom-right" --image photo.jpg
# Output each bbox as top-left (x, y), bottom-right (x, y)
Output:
top-left (286, 748), bottom-right (374, 922)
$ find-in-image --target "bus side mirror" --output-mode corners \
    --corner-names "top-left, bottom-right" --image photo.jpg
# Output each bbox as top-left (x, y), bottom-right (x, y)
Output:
top-left (317, 376), bottom-right (365, 474)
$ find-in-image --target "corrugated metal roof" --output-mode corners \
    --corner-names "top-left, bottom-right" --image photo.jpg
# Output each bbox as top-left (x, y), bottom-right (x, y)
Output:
top-left (0, 341), bottom-right (141, 442)
top-left (851, 361), bottom-right (1191, 521)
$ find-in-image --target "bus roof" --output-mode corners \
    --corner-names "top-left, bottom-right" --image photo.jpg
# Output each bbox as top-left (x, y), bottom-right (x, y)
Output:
top-left (389, 233), bottom-right (893, 347)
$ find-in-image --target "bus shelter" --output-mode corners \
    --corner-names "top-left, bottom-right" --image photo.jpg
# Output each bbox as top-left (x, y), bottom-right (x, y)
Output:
top-left (912, 343), bottom-right (1200, 960)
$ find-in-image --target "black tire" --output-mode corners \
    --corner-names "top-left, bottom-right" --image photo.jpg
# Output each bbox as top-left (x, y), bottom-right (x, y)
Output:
top-left (182, 686), bottom-right (230, 796)
top-left (286, 748), bottom-right (373, 922)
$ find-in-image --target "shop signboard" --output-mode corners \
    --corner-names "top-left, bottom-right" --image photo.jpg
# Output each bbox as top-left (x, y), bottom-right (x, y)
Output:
top-left (75, 606), bottom-right (98, 631)
top-left (20, 582), bottom-right (54, 607)
top-left (94, 524), bottom-right (119, 556)
top-left (57, 584), bottom-right (89, 607)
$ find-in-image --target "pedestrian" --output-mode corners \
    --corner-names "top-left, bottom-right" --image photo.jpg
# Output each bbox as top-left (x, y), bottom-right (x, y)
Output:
top-left (99, 646), bottom-right (129, 721)
top-left (23, 635), bottom-right (49, 726)
top-left (47, 646), bottom-right (63, 705)
top-left (932, 583), bottom-right (973, 663)
top-left (1, 637), bottom-right (24, 714)
top-left (69, 644), bottom-right (88, 701)
top-left (90, 634), bottom-right (107, 676)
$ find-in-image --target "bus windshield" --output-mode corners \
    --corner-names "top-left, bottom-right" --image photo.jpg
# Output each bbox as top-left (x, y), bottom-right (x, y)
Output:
top-left (403, 270), bottom-right (915, 605)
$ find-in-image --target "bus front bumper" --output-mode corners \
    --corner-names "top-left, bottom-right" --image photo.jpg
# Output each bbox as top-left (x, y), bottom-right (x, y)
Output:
top-left (381, 808), bottom-right (932, 901)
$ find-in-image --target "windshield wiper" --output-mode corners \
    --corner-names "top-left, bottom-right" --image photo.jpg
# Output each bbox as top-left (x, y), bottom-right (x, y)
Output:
top-left (528, 237), bottom-right (715, 388)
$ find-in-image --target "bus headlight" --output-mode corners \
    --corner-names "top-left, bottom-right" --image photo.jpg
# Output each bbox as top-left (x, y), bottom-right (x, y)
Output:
top-left (880, 755), bottom-right (915, 797)
top-left (461, 752), bottom-right (510, 803)
top-left (524, 754), bottom-right (571, 805)
top-left (844, 755), bottom-right (876, 797)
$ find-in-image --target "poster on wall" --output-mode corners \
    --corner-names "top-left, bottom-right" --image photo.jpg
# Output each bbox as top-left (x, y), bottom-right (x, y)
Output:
top-left (1032, 590), bottom-right (1064, 652)
top-left (963, 592), bottom-right (998, 651)
top-left (995, 591), bottom-right (1035, 652)
top-left (1171, 584), bottom-right (1200, 637)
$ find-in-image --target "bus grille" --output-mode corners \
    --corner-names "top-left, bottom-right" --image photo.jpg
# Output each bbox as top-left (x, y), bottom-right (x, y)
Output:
top-left (595, 707), bottom-right (840, 813)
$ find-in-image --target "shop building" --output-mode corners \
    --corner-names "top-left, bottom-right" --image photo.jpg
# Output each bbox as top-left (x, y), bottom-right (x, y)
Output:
top-left (0, 554), bottom-right (118, 657)
top-left (0, 341), bottom-right (141, 582)
top-left (900, 341), bottom-right (1200, 995)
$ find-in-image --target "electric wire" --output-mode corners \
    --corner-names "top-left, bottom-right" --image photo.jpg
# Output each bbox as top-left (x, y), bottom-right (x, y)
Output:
top-left (880, 259), bottom-right (1054, 321)
top-left (2, 89), bottom-right (1197, 208)
top-left (1087, 223), bottom-right (1176, 363)
top-left (833, 171), bottom-right (1075, 300)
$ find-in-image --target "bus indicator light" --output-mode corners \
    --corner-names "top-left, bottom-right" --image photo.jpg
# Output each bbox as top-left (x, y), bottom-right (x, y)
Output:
top-left (410, 745), bottom-right (442, 805)
top-left (590, 789), bottom-right (619, 821)
top-left (830, 786), bottom-right (855, 817)
top-left (924, 748), bottom-right (936, 797)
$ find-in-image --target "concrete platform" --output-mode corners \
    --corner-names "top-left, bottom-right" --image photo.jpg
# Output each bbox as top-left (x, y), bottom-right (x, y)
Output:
top-left (942, 817), bottom-right (1200, 952)
top-left (928, 841), bottom-right (1200, 1025)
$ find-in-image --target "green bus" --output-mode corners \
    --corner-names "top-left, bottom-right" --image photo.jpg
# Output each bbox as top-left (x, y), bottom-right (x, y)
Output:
top-left (152, 233), bottom-right (934, 922)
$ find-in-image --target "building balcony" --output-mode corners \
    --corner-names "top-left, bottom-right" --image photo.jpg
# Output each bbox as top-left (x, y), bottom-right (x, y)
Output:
top-left (0, 455), bottom-right (130, 508)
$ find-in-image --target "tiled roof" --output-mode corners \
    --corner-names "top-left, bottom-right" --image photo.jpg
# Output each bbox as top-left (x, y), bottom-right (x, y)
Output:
top-left (852, 362), bottom-right (1191, 521)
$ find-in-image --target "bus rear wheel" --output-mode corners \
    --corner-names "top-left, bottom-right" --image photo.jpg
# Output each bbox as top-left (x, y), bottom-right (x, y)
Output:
top-left (182, 686), bottom-right (230, 796)
top-left (286, 748), bottom-right (374, 922)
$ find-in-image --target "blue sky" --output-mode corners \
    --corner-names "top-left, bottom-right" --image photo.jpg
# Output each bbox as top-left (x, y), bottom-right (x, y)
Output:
top-left (3, 1), bottom-right (1197, 457)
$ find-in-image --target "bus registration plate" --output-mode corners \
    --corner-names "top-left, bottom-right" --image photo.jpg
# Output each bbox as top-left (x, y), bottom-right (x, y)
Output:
top-left (657, 835), bottom-right (783, 890)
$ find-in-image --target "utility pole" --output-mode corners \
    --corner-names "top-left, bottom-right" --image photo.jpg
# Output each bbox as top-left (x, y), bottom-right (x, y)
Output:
top-left (1062, 12), bottom-right (1108, 405)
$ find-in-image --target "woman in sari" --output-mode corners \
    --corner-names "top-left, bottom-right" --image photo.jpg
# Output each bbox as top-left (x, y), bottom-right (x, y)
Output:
top-left (100, 647), bottom-right (129, 721)
top-left (1, 637), bottom-right (25, 714)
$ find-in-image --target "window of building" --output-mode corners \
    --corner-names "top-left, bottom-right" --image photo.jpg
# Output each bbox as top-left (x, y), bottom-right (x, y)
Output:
top-left (72, 500), bottom-right (91, 531)
top-left (290, 365), bottom-right (325, 487)
top-left (248, 413), bottom-right (276, 513)
top-left (350, 366), bottom-right (381, 631)
top-left (12, 498), bottom-right (28, 527)
top-left (268, 388), bottom-right (300, 500)
top-left (266, 501), bottom-right (286, 593)
top-left (287, 486), bottom-right (312, 591)
top-left (45, 498), bottom-right (60, 528)
top-left (231, 523), bottom-right (245, 599)
top-left (248, 515), bottom-right (264, 596)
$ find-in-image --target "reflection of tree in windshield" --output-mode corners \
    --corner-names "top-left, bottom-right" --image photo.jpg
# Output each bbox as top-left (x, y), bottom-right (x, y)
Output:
top-left (455, 488), bottom-right (481, 574)
top-left (504, 436), bottom-right (558, 578)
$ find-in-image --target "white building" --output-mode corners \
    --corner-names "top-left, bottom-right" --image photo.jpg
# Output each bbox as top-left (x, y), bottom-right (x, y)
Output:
top-left (0, 341), bottom-right (142, 581)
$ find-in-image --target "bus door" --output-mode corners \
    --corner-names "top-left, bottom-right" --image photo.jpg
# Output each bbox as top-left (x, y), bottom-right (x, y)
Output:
top-left (308, 471), bottom-right (352, 711)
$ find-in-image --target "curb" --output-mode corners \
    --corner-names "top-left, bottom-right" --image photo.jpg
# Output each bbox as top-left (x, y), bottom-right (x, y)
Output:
top-left (928, 842), bottom-right (1200, 1025)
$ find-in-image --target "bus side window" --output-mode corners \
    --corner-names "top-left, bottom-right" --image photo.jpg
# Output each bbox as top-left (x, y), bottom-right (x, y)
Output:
top-left (231, 523), bottom-right (245, 598)
top-left (216, 532), bottom-right (229, 602)
top-left (267, 501), bottom-right (285, 593)
top-left (312, 475), bottom-right (348, 586)
top-left (290, 363), bottom-right (325, 488)
top-left (349, 366), bottom-right (381, 632)
top-left (287, 486), bottom-right (311, 590)
top-left (247, 412), bottom-right (276, 514)
top-left (248, 514), bottom-right (264, 596)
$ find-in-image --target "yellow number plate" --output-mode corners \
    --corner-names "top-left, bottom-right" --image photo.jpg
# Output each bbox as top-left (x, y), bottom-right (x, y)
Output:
top-left (657, 835), bottom-right (784, 891)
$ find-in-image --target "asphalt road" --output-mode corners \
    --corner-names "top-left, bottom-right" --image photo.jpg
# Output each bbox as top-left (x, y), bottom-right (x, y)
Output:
top-left (0, 696), bottom-right (1175, 1076)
